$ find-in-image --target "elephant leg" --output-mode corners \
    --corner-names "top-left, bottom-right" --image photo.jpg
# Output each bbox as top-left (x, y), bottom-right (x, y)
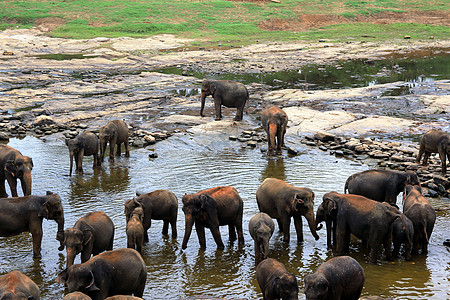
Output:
top-left (439, 150), bottom-right (447, 174)
top-left (280, 216), bottom-right (291, 243)
top-left (109, 138), bottom-right (116, 161)
top-left (162, 220), bottom-right (169, 236)
top-left (276, 218), bottom-right (284, 232)
top-left (368, 242), bottom-right (381, 264)
top-left (0, 178), bottom-right (8, 198)
top-left (209, 225), bottom-right (224, 250)
top-left (195, 222), bottom-right (207, 250)
top-left (124, 138), bottom-right (130, 158)
top-left (127, 234), bottom-right (134, 249)
top-left (335, 222), bottom-right (347, 255)
top-left (116, 142), bottom-right (122, 156)
top-left (213, 97), bottom-right (222, 120)
top-left (326, 220), bottom-right (332, 249)
top-left (236, 222), bottom-right (245, 246)
top-left (170, 217), bottom-right (177, 238)
top-left (80, 248), bottom-right (91, 263)
top-left (423, 152), bottom-right (431, 166)
top-left (93, 152), bottom-right (99, 168)
top-left (234, 105), bottom-right (244, 121)
top-left (392, 241), bottom-right (400, 258)
top-left (136, 235), bottom-right (143, 254)
top-left (276, 128), bottom-right (283, 155)
top-left (144, 220), bottom-right (151, 243)
top-left (78, 149), bottom-right (85, 174)
top-left (293, 216), bottom-right (304, 243)
top-left (416, 144), bottom-right (424, 163)
top-left (5, 175), bottom-right (18, 197)
top-left (228, 224), bottom-right (237, 242)
top-left (383, 234), bottom-right (393, 261)
top-left (30, 225), bottom-right (43, 259)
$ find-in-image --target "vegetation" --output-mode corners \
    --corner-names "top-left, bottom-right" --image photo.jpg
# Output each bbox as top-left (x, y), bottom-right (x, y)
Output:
top-left (0, 0), bottom-right (448, 43)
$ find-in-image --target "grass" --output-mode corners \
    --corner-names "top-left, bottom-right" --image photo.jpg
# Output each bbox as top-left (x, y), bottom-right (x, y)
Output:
top-left (0, 0), bottom-right (448, 43)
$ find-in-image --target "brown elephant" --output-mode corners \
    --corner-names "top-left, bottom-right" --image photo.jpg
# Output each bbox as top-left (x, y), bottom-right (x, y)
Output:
top-left (0, 191), bottom-right (65, 258)
top-left (57, 248), bottom-right (146, 300)
top-left (402, 185), bottom-right (436, 254)
top-left (261, 106), bottom-right (288, 156)
top-left (61, 211), bottom-right (115, 269)
top-left (304, 256), bottom-right (365, 300)
top-left (0, 270), bottom-right (40, 300)
top-left (416, 129), bottom-right (450, 175)
top-left (63, 291), bottom-right (92, 300)
top-left (322, 192), bottom-right (403, 263)
top-left (181, 186), bottom-right (244, 250)
top-left (200, 79), bottom-right (249, 121)
top-left (256, 258), bottom-right (298, 300)
top-left (99, 120), bottom-right (130, 162)
top-left (344, 169), bottom-right (420, 205)
top-left (0, 144), bottom-right (33, 197)
top-left (105, 296), bottom-right (143, 300)
top-left (126, 206), bottom-right (144, 254)
top-left (256, 178), bottom-right (319, 244)
top-left (315, 200), bottom-right (337, 250)
top-left (124, 189), bottom-right (178, 242)
top-left (66, 131), bottom-right (100, 176)
top-left (249, 212), bottom-right (275, 261)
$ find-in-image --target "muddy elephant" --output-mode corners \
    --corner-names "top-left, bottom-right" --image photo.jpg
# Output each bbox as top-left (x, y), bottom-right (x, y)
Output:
top-left (57, 248), bottom-right (147, 300)
top-left (322, 192), bottom-right (403, 263)
top-left (181, 186), bottom-right (244, 250)
top-left (344, 169), bottom-right (420, 205)
top-left (0, 144), bottom-right (33, 198)
top-left (416, 129), bottom-right (450, 175)
top-left (200, 79), bottom-right (249, 121)
top-left (256, 178), bottom-right (319, 244)
top-left (261, 106), bottom-right (288, 156)
top-left (0, 191), bottom-right (65, 258)
top-left (0, 270), bottom-right (40, 300)
top-left (61, 211), bottom-right (115, 269)
top-left (256, 258), bottom-right (298, 300)
top-left (124, 189), bottom-right (178, 242)
top-left (64, 291), bottom-right (92, 300)
top-left (249, 212), bottom-right (275, 260)
top-left (99, 120), bottom-right (130, 162)
top-left (304, 256), bottom-right (365, 300)
top-left (403, 185), bottom-right (436, 254)
top-left (126, 206), bottom-right (144, 254)
top-left (66, 131), bottom-right (100, 176)
top-left (315, 200), bottom-right (337, 250)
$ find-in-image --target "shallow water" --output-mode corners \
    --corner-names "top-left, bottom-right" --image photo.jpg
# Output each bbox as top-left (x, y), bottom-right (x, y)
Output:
top-left (0, 134), bottom-right (448, 300)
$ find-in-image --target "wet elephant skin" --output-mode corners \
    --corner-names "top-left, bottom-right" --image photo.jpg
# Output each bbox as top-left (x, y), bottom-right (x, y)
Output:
top-left (0, 144), bottom-right (33, 197)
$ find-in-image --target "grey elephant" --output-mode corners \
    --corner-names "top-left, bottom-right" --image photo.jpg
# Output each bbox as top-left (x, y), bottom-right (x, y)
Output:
top-left (416, 129), bottom-right (450, 175)
top-left (0, 144), bottom-right (33, 197)
top-left (344, 169), bottom-right (420, 205)
top-left (200, 79), bottom-right (249, 121)
top-left (57, 248), bottom-right (147, 300)
top-left (256, 258), bottom-right (298, 300)
top-left (261, 105), bottom-right (288, 156)
top-left (99, 120), bottom-right (130, 162)
top-left (61, 211), bottom-right (115, 269)
top-left (249, 212), bottom-right (275, 260)
top-left (304, 256), bottom-right (365, 300)
top-left (0, 270), bottom-right (40, 300)
top-left (126, 206), bottom-right (145, 254)
top-left (256, 178), bottom-right (319, 244)
top-left (66, 131), bottom-right (100, 176)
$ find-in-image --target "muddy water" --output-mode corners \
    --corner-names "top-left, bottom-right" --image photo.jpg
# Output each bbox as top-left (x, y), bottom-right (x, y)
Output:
top-left (0, 133), bottom-right (448, 300)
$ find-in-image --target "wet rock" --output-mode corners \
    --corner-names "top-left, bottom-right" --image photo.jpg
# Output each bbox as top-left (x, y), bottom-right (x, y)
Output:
top-left (368, 151), bottom-right (389, 159)
top-left (238, 137), bottom-right (251, 142)
top-left (148, 153), bottom-right (158, 159)
top-left (132, 139), bottom-right (144, 147)
top-left (229, 136), bottom-right (238, 141)
top-left (247, 141), bottom-right (257, 148)
top-left (314, 131), bottom-right (336, 142)
top-left (334, 150), bottom-right (344, 157)
top-left (427, 189), bottom-right (439, 198)
top-left (287, 147), bottom-right (299, 156)
top-left (144, 135), bottom-right (156, 145)
top-left (305, 141), bottom-right (316, 147)
top-left (33, 115), bottom-right (56, 127)
top-left (0, 132), bottom-right (9, 140)
top-left (319, 145), bottom-right (327, 151)
top-left (433, 175), bottom-right (450, 189)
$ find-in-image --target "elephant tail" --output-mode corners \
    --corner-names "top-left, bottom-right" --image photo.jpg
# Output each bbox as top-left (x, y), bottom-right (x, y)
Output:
top-left (419, 219), bottom-right (429, 243)
top-left (344, 177), bottom-right (350, 194)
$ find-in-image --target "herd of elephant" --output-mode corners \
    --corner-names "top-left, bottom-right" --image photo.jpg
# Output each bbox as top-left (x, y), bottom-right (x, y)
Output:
top-left (0, 79), bottom-right (447, 300)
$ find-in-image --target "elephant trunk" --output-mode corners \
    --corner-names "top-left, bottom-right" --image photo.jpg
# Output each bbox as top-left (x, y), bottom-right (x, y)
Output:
top-left (182, 214), bottom-right (194, 250)
top-left (65, 247), bottom-right (77, 268)
top-left (69, 151), bottom-right (74, 176)
top-left (200, 92), bottom-right (206, 117)
top-left (99, 140), bottom-right (106, 162)
top-left (305, 209), bottom-right (320, 240)
top-left (56, 217), bottom-right (65, 251)
top-left (261, 238), bottom-right (270, 259)
top-left (21, 171), bottom-right (32, 196)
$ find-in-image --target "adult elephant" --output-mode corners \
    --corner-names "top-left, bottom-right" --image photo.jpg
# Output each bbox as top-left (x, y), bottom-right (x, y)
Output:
top-left (344, 169), bottom-right (420, 205)
top-left (0, 144), bottom-right (33, 197)
top-left (57, 248), bottom-right (146, 300)
top-left (66, 131), bottom-right (100, 176)
top-left (124, 189), bottom-right (178, 241)
top-left (181, 186), bottom-right (244, 250)
top-left (0, 270), bottom-right (40, 300)
top-left (261, 106), bottom-right (288, 156)
top-left (0, 191), bottom-right (65, 258)
top-left (416, 129), bottom-right (450, 175)
top-left (322, 192), bottom-right (403, 263)
top-left (249, 212), bottom-right (275, 260)
top-left (200, 79), bottom-right (249, 121)
top-left (256, 258), bottom-right (298, 300)
top-left (315, 200), bottom-right (336, 250)
top-left (99, 120), bottom-right (130, 162)
top-left (256, 178), bottom-right (319, 244)
top-left (61, 211), bottom-right (115, 269)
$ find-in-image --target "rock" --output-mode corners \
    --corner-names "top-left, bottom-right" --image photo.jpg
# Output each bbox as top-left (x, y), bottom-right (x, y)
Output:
top-left (427, 189), bottom-right (439, 198)
top-left (133, 139), bottom-right (144, 147)
top-left (91, 37), bottom-right (110, 42)
top-left (148, 153), bottom-right (158, 159)
top-left (444, 239), bottom-right (450, 247)
top-left (305, 141), bottom-right (316, 147)
top-left (319, 146), bottom-right (327, 151)
top-left (334, 150), bottom-right (344, 157)
top-left (0, 132), bottom-right (9, 140)
top-left (229, 136), bottom-right (238, 141)
top-left (238, 137), bottom-right (251, 142)
top-left (33, 115), bottom-right (56, 127)
top-left (143, 135), bottom-right (156, 145)
top-left (247, 141), bottom-right (257, 148)
top-left (314, 131), bottom-right (336, 142)
top-left (433, 175), bottom-right (450, 189)
top-left (368, 151), bottom-right (389, 159)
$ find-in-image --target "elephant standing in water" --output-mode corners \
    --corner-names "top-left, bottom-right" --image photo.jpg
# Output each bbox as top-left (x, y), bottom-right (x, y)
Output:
top-left (0, 144), bottom-right (33, 197)
top-left (416, 129), bottom-right (450, 175)
top-left (256, 178), bottom-right (319, 244)
top-left (0, 270), bottom-right (40, 300)
top-left (99, 120), bottom-right (130, 162)
top-left (66, 131), bottom-right (100, 176)
top-left (261, 105), bottom-right (288, 156)
top-left (200, 79), bottom-right (249, 121)
top-left (256, 258), bottom-right (298, 300)
top-left (249, 212), bottom-right (275, 260)
top-left (315, 200), bottom-right (337, 250)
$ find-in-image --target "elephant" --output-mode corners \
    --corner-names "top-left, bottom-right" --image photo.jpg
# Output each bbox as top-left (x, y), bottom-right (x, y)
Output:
top-left (0, 270), bottom-right (40, 300)
top-left (63, 292), bottom-right (92, 300)
top-left (256, 258), bottom-right (298, 300)
top-left (126, 206), bottom-right (144, 254)
top-left (249, 212), bottom-right (275, 260)
top-left (315, 200), bottom-right (336, 250)
top-left (402, 185), bottom-right (436, 254)
top-left (322, 192), bottom-right (403, 263)
top-left (416, 129), bottom-right (450, 175)
top-left (383, 203), bottom-right (414, 260)
top-left (61, 211), bottom-right (115, 269)
top-left (344, 169), bottom-right (420, 205)
top-left (105, 296), bottom-right (143, 300)
top-left (181, 186), bottom-right (244, 250)
top-left (99, 120), bottom-right (130, 162)
top-left (261, 106), bottom-right (288, 156)
top-left (0, 144), bottom-right (33, 197)
top-left (200, 79), bottom-right (249, 121)
top-left (304, 256), bottom-right (365, 300)
top-left (256, 178), bottom-right (319, 244)
top-left (124, 189), bottom-right (178, 242)
top-left (66, 131), bottom-right (100, 176)
top-left (57, 248), bottom-right (147, 300)
top-left (0, 191), bottom-right (65, 259)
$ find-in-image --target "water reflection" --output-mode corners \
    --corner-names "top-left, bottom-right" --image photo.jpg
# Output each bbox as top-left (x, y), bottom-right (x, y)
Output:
top-left (260, 157), bottom-right (286, 181)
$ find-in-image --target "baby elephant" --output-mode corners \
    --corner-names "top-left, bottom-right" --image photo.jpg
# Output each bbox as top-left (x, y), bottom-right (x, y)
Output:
top-left (127, 206), bottom-right (145, 254)
top-left (0, 270), bottom-right (40, 300)
top-left (256, 258), bottom-right (298, 300)
top-left (304, 256), bottom-right (365, 300)
top-left (249, 212), bottom-right (275, 260)
top-left (261, 105), bottom-right (288, 156)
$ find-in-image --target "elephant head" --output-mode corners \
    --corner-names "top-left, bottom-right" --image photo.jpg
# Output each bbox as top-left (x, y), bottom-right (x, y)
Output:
top-left (200, 80), bottom-right (216, 117)
top-left (131, 206), bottom-right (144, 223)
top-left (404, 170), bottom-right (421, 187)
top-left (38, 191), bottom-right (65, 250)
top-left (124, 198), bottom-right (143, 223)
top-left (291, 189), bottom-right (319, 241)
top-left (250, 215), bottom-right (274, 259)
top-left (5, 155), bottom-right (33, 196)
top-left (58, 265), bottom-right (99, 293)
top-left (62, 223), bottom-right (94, 268)
top-left (66, 137), bottom-right (84, 176)
top-left (273, 273), bottom-right (298, 300)
top-left (316, 197), bottom-right (337, 231)
top-left (304, 273), bottom-right (329, 300)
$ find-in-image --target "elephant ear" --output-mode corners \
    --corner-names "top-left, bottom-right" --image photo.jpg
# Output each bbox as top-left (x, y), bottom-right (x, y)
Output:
top-left (5, 159), bottom-right (16, 177)
top-left (272, 276), bottom-right (281, 295)
top-left (208, 82), bottom-right (217, 94)
top-left (57, 269), bottom-right (69, 284)
top-left (83, 229), bottom-right (93, 246)
top-left (38, 201), bottom-right (50, 219)
top-left (85, 271), bottom-right (100, 292)
top-left (199, 194), bottom-right (210, 209)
